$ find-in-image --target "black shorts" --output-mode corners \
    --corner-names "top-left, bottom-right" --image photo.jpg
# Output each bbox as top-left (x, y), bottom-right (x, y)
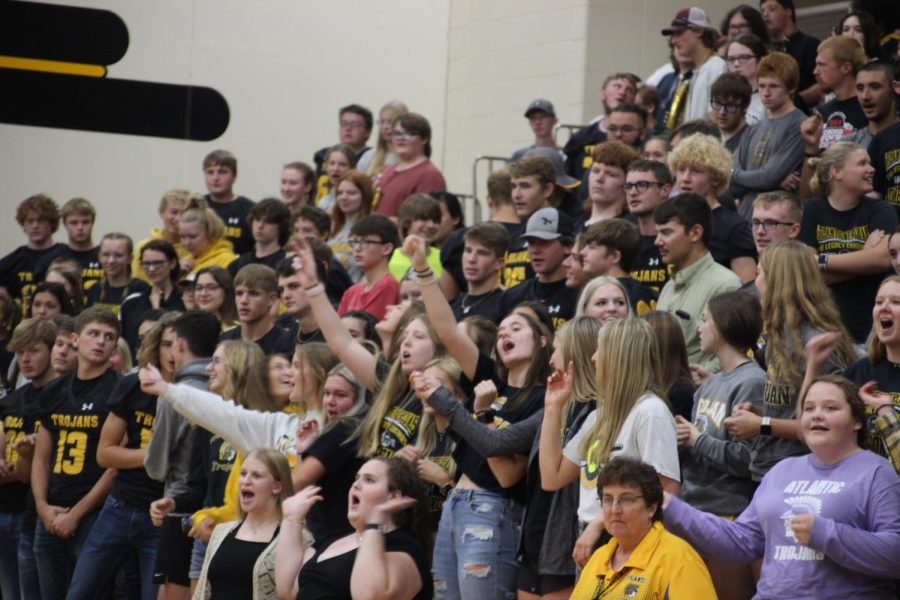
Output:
top-left (152, 515), bottom-right (193, 586)
top-left (516, 563), bottom-right (574, 595)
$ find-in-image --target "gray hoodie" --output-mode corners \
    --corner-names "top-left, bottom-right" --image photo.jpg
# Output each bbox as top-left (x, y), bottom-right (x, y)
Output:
top-left (143, 358), bottom-right (210, 502)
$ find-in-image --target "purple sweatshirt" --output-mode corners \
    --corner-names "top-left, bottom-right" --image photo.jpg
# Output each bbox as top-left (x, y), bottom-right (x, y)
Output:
top-left (665, 450), bottom-right (900, 599)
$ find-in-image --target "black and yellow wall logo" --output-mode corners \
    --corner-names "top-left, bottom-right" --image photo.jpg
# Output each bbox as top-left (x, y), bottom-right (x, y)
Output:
top-left (0, 1), bottom-right (229, 140)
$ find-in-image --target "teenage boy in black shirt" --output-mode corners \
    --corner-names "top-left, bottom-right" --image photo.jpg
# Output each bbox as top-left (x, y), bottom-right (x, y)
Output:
top-left (624, 160), bottom-right (675, 291)
top-left (31, 307), bottom-right (121, 599)
top-left (813, 36), bottom-right (868, 150)
top-left (503, 156), bottom-right (558, 289)
top-left (499, 207), bottom-right (579, 330)
top-left (202, 149), bottom-right (255, 255)
top-left (34, 197), bottom-right (103, 291)
top-left (0, 318), bottom-right (58, 600)
top-left (220, 264), bottom-right (295, 356)
top-left (66, 319), bottom-right (175, 600)
top-left (227, 198), bottom-right (290, 277)
top-left (450, 222), bottom-right (509, 321)
top-left (0, 195), bottom-right (64, 315)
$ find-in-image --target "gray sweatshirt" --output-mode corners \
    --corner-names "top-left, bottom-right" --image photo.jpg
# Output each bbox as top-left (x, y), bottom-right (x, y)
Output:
top-left (681, 360), bottom-right (767, 515)
top-left (143, 358), bottom-right (210, 502)
top-left (730, 108), bottom-right (806, 220)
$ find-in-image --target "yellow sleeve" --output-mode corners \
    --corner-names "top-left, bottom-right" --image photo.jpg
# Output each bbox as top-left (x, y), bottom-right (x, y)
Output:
top-left (193, 454), bottom-right (242, 529)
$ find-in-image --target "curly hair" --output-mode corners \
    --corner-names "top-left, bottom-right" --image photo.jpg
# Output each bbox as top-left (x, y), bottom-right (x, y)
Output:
top-left (370, 457), bottom-right (434, 561)
top-left (668, 133), bottom-right (732, 196)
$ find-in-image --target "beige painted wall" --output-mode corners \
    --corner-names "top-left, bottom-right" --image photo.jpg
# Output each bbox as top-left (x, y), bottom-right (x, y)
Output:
top-left (3, 0), bottom-right (805, 255)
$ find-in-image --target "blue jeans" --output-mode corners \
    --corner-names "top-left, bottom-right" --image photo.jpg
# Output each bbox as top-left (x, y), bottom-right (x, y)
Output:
top-left (0, 511), bottom-right (23, 600)
top-left (18, 518), bottom-right (41, 600)
top-left (65, 496), bottom-right (160, 600)
top-left (33, 510), bottom-right (98, 600)
top-left (432, 489), bottom-right (523, 600)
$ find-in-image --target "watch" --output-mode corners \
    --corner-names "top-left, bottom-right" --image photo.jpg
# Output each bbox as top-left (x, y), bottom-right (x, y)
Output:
top-left (760, 416), bottom-right (772, 436)
top-left (817, 253), bottom-right (828, 271)
top-left (365, 523), bottom-right (387, 534)
top-left (476, 409), bottom-right (495, 424)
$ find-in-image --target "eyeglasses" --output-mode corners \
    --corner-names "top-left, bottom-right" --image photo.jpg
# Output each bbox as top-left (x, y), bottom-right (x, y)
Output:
top-left (622, 181), bottom-right (661, 192)
top-left (194, 284), bottom-right (222, 294)
top-left (751, 219), bottom-right (795, 232)
top-left (140, 260), bottom-right (167, 271)
top-left (339, 120), bottom-right (365, 129)
top-left (606, 125), bottom-right (638, 134)
top-left (348, 239), bottom-right (386, 249)
top-left (726, 54), bottom-right (756, 65)
top-left (710, 100), bottom-right (743, 113)
top-left (727, 22), bottom-right (751, 34)
top-left (391, 130), bottom-right (419, 140)
top-left (600, 494), bottom-right (644, 509)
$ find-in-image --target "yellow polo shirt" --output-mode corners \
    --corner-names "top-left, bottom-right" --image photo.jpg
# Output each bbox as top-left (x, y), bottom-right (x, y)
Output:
top-left (571, 521), bottom-right (716, 599)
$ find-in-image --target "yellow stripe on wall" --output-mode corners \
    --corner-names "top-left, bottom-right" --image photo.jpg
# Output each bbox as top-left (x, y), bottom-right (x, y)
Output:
top-left (0, 55), bottom-right (106, 77)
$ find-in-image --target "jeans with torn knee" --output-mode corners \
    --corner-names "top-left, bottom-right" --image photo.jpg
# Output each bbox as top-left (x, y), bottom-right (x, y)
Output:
top-left (432, 488), bottom-right (523, 600)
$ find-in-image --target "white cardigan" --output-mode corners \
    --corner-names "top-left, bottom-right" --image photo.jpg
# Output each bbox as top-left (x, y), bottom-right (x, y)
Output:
top-left (193, 520), bottom-right (280, 600)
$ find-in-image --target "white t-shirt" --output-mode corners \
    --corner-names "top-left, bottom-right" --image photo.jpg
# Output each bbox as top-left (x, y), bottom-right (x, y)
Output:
top-left (746, 92), bottom-right (765, 125)
top-left (563, 394), bottom-right (680, 523)
top-left (685, 55), bottom-right (728, 122)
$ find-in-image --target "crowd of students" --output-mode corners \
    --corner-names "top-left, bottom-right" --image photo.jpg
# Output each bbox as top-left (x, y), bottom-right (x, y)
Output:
top-left (1, 1), bottom-right (900, 599)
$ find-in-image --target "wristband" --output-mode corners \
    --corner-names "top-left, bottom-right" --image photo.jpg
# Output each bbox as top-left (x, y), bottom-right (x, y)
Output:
top-left (875, 403), bottom-right (899, 415)
top-left (476, 409), bottom-right (494, 423)
top-left (304, 282), bottom-right (322, 291)
top-left (817, 253), bottom-right (828, 272)
top-left (760, 416), bottom-right (772, 436)
top-left (305, 284), bottom-right (325, 297)
top-left (282, 516), bottom-right (304, 526)
top-left (365, 522), bottom-right (387, 534)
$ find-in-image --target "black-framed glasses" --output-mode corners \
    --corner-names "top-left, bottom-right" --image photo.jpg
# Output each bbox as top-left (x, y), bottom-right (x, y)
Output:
top-left (751, 219), bottom-right (795, 232)
top-left (710, 99), bottom-right (742, 113)
top-left (623, 181), bottom-right (662, 192)
top-left (348, 239), bottom-right (386, 249)
top-left (726, 54), bottom-right (756, 65)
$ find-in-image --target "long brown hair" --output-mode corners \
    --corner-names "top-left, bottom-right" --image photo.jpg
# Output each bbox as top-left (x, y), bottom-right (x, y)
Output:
top-left (330, 170), bottom-right (374, 237)
top-left (642, 311), bottom-right (691, 391)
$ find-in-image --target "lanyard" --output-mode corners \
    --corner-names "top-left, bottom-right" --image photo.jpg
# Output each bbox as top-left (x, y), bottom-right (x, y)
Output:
top-left (590, 567), bottom-right (630, 600)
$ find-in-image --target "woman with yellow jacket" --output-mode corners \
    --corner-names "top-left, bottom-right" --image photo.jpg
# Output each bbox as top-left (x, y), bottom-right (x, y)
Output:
top-left (178, 197), bottom-right (237, 275)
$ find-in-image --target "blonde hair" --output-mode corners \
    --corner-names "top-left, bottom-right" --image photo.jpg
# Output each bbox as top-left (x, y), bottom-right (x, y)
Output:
top-left (575, 276), bottom-right (633, 319)
top-left (239, 448), bottom-right (294, 518)
top-left (668, 133), bottom-right (732, 195)
top-left (179, 196), bottom-right (226, 244)
top-left (357, 312), bottom-right (446, 458)
top-left (158, 188), bottom-right (192, 212)
top-left (581, 318), bottom-right (665, 466)
top-left (868, 275), bottom-right (900, 363)
top-left (808, 141), bottom-right (865, 196)
top-left (367, 100), bottom-right (409, 177)
top-left (414, 357), bottom-right (463, 462)
top-left (555, 317), bottom-right (600, 434)
top-left (760, 241), bottom-right (854, 386)
top-left (217, 340), bottom-right (265, 408)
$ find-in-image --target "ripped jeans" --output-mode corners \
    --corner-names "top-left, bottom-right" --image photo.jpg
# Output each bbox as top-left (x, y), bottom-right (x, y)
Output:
top-left (432, 488), bottom-right (523, 600)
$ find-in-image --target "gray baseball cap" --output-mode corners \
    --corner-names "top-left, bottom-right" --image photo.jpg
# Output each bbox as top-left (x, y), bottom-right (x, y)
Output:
top-left (525, 99), bottom-right (556, 118)
top-left (521, 207), bottom-right (574, 241)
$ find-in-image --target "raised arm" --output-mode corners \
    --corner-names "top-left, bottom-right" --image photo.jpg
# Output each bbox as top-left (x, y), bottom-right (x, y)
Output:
top-left (404, 235), bottom-right (479, 380)
top-left (538, 365), bottom-right (581, 491)
top-left (292, 239), bottom-right (378, 390)
top-left (351, 498), bottom-right (424, 600)
top-left (663, 493), bottom-right (765, 562)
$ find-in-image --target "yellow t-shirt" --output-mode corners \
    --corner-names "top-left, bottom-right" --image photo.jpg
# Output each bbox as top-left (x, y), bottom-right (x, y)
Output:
top-left (571, 521), bottom-right (716, 599)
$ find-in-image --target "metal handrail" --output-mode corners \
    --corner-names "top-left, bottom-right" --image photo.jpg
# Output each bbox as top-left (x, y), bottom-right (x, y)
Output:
top-left (470, 155), bottom-right (511, 224)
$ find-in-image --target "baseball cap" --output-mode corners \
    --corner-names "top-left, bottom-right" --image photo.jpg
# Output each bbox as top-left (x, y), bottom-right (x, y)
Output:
top-left (522, 147), bottom-right (580, 189)
top-left (525, 99), bottom-right (556, 118)
top-left (661, 7), bottom-right (712, 35)
top-left (177, 271), bottom-right (197, 288)
top-left (521, 208), bottom-right (573, 241)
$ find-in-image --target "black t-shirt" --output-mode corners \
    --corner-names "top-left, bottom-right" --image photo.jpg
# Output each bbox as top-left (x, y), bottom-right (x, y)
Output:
top-left (37, 369), bottom-right (120, 506)
top-left (297, 528), bottom-right (432, 600)
top-left (631, 235), bottom-right (672, 292)
top-left (325, 258), bottom-right (353, 308)
top-left (818, 96), bottom-right (868, 150)
top-left (204, 195), bottom-right (256, 255)
top-left (782, 30), bottom-right (820, 112)
top-left (207, 525), bottom-right (277, 600)
top-left (227, 249), bottom-right (286, 279)
top-left (563, 124), bottom-right (606, 183)
top-left (499, 277), bottom-right (579, 331)
top-left (374, 391), bottom-right (423, 459)
top-left (34, 245), bottom-right (102, 292)
top-left (220, 324), bottom-right (296, 357)
top-left (798, 195), bottom-right (898, 342)
top-left (619, 276), bottom-right (658, 316)
top-left (450, 288), bottom-right (504, 322)
top-left (843, 357), bottom-right (900, 459)
top-left (710, 206), bottom-right (757, 269)
top-left (107, 374), bottom-right (164, 509)
top-left (0, 243), bottom-right (64, 312)
top-left (667, 376), bottom-right (695, 422)
top-left (0, 382), bottom-right (42, 512)
top-left (84, 278), bottom-right (151, 316)
top-left (456, 354), bottom-right (544, 503)
top-left (302, 420), bottom-right (363, 542)
top-left (119, 288), bottom-right (185, 357)
top-left (868, 121), bottom-right (900, 215)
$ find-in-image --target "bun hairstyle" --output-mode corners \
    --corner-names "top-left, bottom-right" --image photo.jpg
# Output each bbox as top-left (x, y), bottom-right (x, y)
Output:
top-left (808, 141), bottom-right (863, 196)
top-left (180, 196), bottom-right (226, 242)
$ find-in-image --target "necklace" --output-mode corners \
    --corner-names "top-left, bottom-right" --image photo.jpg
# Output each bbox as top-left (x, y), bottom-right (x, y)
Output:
top-left (243, 519), bottom-right (275, 536)
top-left (459, 289), bottom-right (500, 314)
